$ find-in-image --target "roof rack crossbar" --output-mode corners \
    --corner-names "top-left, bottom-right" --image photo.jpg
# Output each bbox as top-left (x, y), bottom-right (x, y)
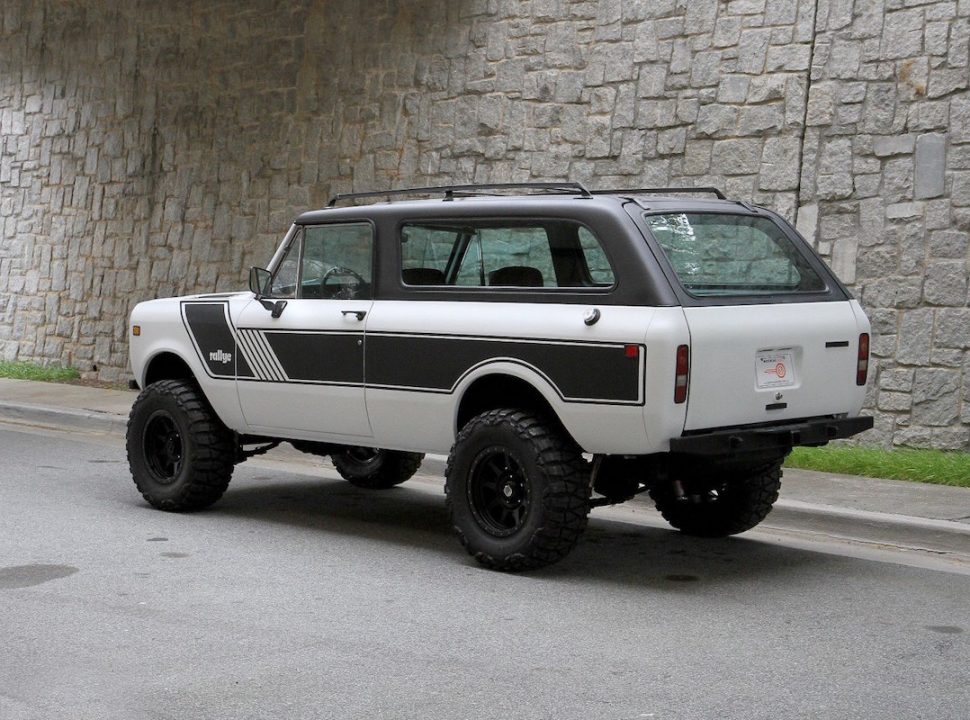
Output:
top-left (327, 182), bottom-right (592, 207)
top-left (591, 187), bottom-right (727, 200)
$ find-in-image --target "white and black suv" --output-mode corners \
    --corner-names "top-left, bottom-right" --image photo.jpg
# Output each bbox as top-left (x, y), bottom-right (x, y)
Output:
top-left (126, 183), bottom-right (872, 570)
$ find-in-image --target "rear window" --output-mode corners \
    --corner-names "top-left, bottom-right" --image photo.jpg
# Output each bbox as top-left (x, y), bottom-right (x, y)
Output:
top-left (644, 213), bottom-right (826, 297)
top-left (400, 220), bottom-right (616, 289)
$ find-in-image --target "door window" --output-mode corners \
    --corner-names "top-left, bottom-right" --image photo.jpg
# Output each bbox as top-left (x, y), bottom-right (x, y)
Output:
top-left (271, 223), bottom-right (374, 299)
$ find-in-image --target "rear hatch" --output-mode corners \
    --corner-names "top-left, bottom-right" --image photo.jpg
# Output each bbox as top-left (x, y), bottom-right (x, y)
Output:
top-left (682, 302), bottom-right (866, 430)
top-left (635, 206), bottom-right (869, 431)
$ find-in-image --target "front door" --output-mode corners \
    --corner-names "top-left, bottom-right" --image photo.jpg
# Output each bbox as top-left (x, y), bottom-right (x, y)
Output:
top-left (234, 222), bottom-right (375, 440)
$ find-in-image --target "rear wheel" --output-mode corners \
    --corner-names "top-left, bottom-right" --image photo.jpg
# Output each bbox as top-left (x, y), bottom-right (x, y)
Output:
top-left (331, 447), bottom-right (424, 489)
top-left (650, 461), bottom-right (782, 537)
top-left (445, 409), bottom-right (590, 571)
top-left (126, 379), bottom-right (235, 511)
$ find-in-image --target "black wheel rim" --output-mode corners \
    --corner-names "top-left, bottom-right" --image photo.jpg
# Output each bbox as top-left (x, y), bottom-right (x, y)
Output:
top-left (142, 410), bottom-right (183, 483)
top-left (346, 447), bottom-right (382, 466)
top-left (678, 480), bottom-right (726, 505)
top-left (468, 446), bottom-right (530, 537)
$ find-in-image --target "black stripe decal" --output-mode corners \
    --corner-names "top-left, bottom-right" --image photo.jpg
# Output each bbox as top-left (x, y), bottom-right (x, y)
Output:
top-left (236, 329), bottom-right (274, 381)
top-left (239, 329), bottom-right (275, 381)
top-left (254, 330), bottom-right (288, 381)
top-left (230, 328), bottom-right (643, 405)
top-left (182, 302), bottom-right (254, 379)
top-left (366, 335), bottom-right (642, 404)
top-left (231, 330), bottom-right (259, 379)
top-left (263, 331), bottom-right (364, 384)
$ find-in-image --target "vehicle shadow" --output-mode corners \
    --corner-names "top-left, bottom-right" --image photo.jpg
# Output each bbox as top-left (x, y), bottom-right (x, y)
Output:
top-left (209, 470), bottom-right (846, 590)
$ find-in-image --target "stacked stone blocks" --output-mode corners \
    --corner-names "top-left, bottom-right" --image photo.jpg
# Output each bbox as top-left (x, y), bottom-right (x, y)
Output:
top-left (0, 0), bottom-right (967, 449)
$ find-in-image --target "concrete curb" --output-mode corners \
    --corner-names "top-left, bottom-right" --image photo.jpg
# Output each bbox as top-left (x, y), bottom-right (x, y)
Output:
top-left (764, 500), bottom-right (970, 559)
top-left (0, 401), bottom-right (128, 436)
top-left (423, 456), bottom-right (968, 557)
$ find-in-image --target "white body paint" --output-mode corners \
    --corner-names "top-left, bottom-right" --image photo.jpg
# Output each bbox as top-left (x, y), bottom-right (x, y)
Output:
top-left (129, 199), bottom-right (871, 458)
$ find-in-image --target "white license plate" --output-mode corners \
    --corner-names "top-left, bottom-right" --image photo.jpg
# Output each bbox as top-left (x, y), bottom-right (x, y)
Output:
top-left (756, 350), bottom-right (796, 389)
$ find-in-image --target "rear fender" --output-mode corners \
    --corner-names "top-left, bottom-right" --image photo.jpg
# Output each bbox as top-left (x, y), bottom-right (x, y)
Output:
top-left (452, 361), bottom-right (651, 454)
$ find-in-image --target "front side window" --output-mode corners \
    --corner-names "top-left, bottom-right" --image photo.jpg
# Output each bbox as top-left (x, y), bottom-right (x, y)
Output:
top-left (270, 229), bottom-right (301, 297)
top-left (270, 223), bottom-right (373, 299)
top-left (644, 213), bottom-right (826, 297)
top-left (400, 220), bottom-right (616, 289)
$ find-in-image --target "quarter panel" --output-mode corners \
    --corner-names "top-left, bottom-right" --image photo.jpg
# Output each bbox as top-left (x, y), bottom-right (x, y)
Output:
top-left (364, 300), bottom-right (668, 453)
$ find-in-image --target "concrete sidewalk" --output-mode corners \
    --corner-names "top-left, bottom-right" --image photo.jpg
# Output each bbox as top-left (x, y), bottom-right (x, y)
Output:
top-left (2, 377), bottom-right (969, 543)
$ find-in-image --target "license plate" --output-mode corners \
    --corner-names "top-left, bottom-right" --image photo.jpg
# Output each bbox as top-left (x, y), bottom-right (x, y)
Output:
top-left (756, 350), bottom-right (796, 389)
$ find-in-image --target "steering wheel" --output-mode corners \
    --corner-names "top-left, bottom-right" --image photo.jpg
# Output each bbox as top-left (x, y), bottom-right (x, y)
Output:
top-left (321, 265), bottom-right (367, 299)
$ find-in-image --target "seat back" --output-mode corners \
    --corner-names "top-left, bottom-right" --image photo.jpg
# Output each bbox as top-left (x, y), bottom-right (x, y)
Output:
top-left (402, 267), bottom-right (446, 286)
top-left (487, 265), bottom-right (544, 287)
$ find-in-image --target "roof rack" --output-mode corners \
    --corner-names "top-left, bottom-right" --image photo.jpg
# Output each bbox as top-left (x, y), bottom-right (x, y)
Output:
top-left (591, 187), bottom-right (727, 200)
top-left (327, 182), bottom-right (593, 207)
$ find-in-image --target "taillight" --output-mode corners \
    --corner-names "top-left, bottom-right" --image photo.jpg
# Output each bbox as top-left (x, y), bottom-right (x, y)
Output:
top-left (856, 333), bottom-right (869, 386)
top-left (674, 344), bottom-right (689, 404)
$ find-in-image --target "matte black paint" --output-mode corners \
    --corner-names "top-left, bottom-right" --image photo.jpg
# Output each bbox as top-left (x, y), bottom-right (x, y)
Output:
top-left (263, 331), bottom-right (364, 384)
top-left (182, 302), bottom-right (254, 379)
top-left (366, 334), bottom-right (643, 404)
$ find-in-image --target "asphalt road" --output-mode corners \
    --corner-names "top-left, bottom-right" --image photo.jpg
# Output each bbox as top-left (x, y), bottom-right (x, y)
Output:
top-left (1, 423), bottom-right (968, 720)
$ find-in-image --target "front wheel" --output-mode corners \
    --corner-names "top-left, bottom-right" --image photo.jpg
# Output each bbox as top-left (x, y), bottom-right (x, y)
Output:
top-left (331, 447), bottom-right (424, 489)
top-left (650, 461), bottom-right (782, 537)
top-left (445, 409), bottom-right (591, 571)
top-left (126, 379), bottom-right (236, 511)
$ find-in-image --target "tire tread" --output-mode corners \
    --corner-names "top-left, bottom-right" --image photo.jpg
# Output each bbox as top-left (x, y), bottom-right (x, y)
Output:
top-left (651, 461), bottom-right (782, 537)
top-left (445, 408), bottom-right (590, 571)
top-left (333, 449), bottom-right (424, 489)
top-left (126, 379), bottom-right (235, 511)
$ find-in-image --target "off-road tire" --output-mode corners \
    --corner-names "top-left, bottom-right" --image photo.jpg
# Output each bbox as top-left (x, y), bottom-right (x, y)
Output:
top-left (126, 379), bottom-right (235, 511)
top-left (331, 448), bottom-right (424, 489)
top-left (445, 409), bottom-right (591, 572)
top-left (650, 461), bottom-right (782, 537)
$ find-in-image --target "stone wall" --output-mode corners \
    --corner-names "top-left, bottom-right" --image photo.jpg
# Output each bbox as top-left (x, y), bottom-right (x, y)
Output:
top-left (0, 0), bottom-right (967, 449)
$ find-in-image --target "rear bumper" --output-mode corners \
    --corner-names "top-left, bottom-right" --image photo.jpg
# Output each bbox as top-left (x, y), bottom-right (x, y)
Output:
top-left (669, 416), bottom-right (874, 456)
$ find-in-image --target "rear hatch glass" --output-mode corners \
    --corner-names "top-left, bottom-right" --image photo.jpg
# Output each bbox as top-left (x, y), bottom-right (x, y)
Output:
top-left (644, 213), bottom-right (826, 297)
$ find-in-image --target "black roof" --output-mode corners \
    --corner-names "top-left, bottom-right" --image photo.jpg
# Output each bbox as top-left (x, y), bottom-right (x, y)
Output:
top-left (295, 184), bottom-right (751, 225)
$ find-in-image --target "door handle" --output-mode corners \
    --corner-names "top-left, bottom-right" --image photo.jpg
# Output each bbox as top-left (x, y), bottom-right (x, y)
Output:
top-left (341, 310), bottom-right (366, 321)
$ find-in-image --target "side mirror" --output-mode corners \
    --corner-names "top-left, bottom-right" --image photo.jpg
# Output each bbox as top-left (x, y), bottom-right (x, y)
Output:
top-left (249, 266), bottom-right (287, 318)
top-left (249, 266), bottom-right (272, 298)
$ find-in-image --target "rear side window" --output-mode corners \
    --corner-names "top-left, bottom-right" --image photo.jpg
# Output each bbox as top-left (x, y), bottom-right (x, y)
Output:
top-left (644, 213), bottom-right (826, 296)
top-left (400, 220), bottom-right (616, 289)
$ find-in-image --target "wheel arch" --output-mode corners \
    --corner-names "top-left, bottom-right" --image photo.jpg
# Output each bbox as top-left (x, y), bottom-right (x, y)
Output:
top-left (454, 369), bottom-right (577, 446)
top-left (143, 350), bottom-right (196, 387)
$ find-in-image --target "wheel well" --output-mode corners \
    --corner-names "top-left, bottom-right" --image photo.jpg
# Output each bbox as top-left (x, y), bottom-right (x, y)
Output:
top-left (144, 352), bottom-right (195, 387)
top-left (457, 374), bottom-right (571, 440)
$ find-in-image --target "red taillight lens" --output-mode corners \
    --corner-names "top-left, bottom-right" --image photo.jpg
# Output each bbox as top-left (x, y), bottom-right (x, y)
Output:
top-left (674, 344), bottom-right (689, 404)
top-left (856, 333), bottom-right (870, 386)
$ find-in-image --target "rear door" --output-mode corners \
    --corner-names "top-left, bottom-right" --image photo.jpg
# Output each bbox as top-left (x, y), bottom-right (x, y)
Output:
top-left (638, 210), bottom-right (869, 430)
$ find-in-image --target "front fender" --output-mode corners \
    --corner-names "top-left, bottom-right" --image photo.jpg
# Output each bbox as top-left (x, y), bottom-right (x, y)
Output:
top-left (129, 299), bottom-right (247, 432)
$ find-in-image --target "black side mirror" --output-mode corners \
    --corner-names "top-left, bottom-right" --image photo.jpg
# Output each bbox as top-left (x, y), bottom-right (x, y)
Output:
top-left (249, 266), bottom-right (287, 318)
top-left (249, 266), bottom-right (272, 298)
